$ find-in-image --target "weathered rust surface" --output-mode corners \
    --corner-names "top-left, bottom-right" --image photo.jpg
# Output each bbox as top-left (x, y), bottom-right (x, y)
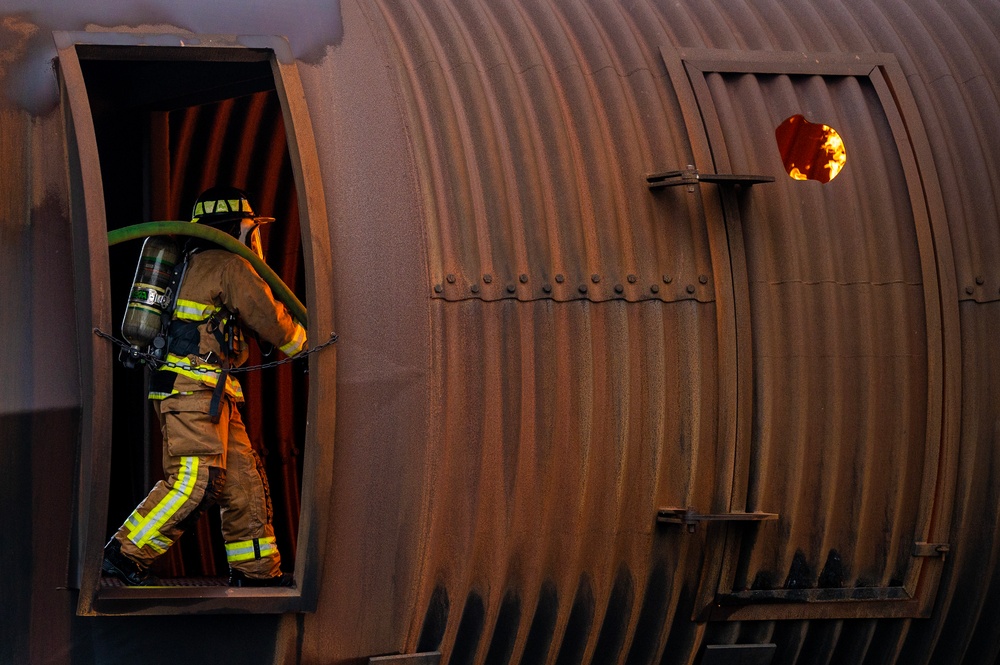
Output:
top-left (1, 0), bottom-right (999, 664)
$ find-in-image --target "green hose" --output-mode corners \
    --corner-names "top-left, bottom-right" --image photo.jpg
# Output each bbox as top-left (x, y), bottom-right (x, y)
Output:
top-left (107, 221), bottom-right (308, 326)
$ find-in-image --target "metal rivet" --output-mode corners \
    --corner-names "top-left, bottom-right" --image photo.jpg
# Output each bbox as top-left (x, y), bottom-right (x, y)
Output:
top-left (446, 273), bottom-right (456, 284)
top-left (627, 274), bottom-right (637, 284)
top-left (579, 284), bottom-right (588, 294)
top-left (483, 274), bottom-right (493, 283)
top-left (506, 284), bottom-right (516, 293)
top-left (591, 273), bottom-right (601, 283)
top-left (519, 273), bottom-right (529, 283)
top-left (471, 284), bottom-right (480, 294)
top-left (966, 286), bottom-right (975, 295)
top-left (542, 284), bottom-right (552, 294)
top-left (699, 275), bottom-right (709, 284)
top-left (614, 284), bottom-right (624, 294)
top-left (651, 284), bottom-right (660, 293)
top-left (687, 285), bottom-right (696, 294)
top-left (555, 274), bottom-right (565, 283)
top-left (433, 284), bottom-right (443, 294)
top-left (663, 275), bottom-right (672, 284)
top-left (976, 276), bottom-right (985, 285)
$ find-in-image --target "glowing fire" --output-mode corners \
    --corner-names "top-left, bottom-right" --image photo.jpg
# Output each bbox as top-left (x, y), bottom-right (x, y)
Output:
top-left (775, 114), bottom-right (847, 184)
top-left (822, 129), bottom-right (847, 180)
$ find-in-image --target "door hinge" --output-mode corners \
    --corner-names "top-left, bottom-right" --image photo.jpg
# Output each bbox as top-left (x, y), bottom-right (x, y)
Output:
top-left (912, 542), bottom-right (950, 560)
top-left (647, 165), bottom-right (774, 191)
top-left (657, 506), bottom-right (778, 533)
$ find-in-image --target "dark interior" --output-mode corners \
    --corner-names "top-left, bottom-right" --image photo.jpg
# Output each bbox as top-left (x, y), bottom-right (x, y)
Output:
top-left (79, 48), bottom-right (307, 582)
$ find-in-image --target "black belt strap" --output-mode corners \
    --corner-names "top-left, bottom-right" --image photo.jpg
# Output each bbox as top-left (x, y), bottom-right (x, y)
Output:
top-left (208, 363), bottom-right (229, 423)
top-left (208, 310), bottom-right (238, 423)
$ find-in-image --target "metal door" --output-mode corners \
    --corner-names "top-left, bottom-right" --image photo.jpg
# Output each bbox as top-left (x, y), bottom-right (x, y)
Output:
top-left (661, 48), bottom-right (959, 620)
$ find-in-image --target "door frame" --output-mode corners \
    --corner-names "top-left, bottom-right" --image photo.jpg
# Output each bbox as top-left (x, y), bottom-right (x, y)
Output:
top-left (57, 31), bottom-right (336, 615)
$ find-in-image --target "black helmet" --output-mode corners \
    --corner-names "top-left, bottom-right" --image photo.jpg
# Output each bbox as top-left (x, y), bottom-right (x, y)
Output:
top-left (190, 186), bottom-right (274, 260)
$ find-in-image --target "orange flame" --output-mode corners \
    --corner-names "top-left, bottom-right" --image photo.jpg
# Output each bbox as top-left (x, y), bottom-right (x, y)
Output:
top-left (775, 114), bottom-right (847, 184)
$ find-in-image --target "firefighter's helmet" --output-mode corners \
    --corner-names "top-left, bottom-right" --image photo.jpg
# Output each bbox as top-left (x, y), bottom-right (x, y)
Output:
top-left (190, 186), bottom-right (274, 260)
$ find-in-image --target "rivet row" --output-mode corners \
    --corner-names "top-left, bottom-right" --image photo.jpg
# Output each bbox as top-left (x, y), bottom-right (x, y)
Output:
top-left (431, 273), bottom-right (712, 298)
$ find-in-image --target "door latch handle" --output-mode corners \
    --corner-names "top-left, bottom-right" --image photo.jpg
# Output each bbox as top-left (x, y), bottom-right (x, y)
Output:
top-left (657, 506), bottom-right (778, 532)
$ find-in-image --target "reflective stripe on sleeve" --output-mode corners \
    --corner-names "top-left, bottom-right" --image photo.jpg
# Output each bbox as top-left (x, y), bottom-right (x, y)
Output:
top-left (278, 323), bottom-right (307, 356)
top-left (127, 456), bottom-right (200, 550)
top-left (225, 537), bottom-right (279, 563)
top-left (174, 298), bottom-right (219, 322)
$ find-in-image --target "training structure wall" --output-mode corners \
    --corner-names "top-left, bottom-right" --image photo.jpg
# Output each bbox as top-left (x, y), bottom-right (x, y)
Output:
top-left (1, 1), bottom-right (998, 664)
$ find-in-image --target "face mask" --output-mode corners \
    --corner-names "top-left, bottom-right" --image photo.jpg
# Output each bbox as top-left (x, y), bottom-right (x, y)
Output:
top-left (238, 219), bottom-right (264, 260)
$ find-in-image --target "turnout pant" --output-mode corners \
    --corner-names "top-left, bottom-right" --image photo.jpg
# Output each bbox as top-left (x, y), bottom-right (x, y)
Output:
top-left (112, 391), bottom-right (282, 579)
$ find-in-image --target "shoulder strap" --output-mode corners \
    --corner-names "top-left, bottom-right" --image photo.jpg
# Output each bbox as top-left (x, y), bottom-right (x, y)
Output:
top-left (151, 246), bottom-right (193, 361)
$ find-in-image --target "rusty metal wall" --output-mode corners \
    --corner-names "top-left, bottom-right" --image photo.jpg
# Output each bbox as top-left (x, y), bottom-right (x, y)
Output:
top-left (0, 108), bottom-right (81, 416)
top-left (0, 104), bottom-right (84, 662)
top-left (1, 0), bottom-right (999, 664)
top-left (332, 0), bottom-right (1000, 664)
top-left (361, 2), bottom-right (726, 663)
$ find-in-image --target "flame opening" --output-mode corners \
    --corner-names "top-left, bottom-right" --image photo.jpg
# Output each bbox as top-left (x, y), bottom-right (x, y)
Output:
top-left (775, 114), bottom-right (847, 183)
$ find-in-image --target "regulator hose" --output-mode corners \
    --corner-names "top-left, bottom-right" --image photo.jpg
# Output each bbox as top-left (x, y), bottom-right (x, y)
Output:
top-left (107, 221), bottom-right (308, 326)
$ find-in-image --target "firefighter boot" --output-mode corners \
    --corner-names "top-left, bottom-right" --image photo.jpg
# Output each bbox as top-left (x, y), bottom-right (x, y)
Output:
top-left (229, 569), bottom-right (294, 587)
top-left (101, 538), bottom-right (162, 586)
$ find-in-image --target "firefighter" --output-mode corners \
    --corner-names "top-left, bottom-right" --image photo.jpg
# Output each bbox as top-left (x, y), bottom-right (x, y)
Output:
top-left (102, 186), bottom-right (307, 587)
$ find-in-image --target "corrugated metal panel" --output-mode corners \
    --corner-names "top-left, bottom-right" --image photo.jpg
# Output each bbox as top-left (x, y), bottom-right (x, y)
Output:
top-left (941, 302), bottom-right (1000, 664)
top-left (860, 0), bottom-right (1000, 306)
top-left (374, 1), bottom-right (715, 306)
top-left (366, 1), bottom-right (726, 663)
top-left (414, 298), bottom-right (721, 663)
top-left (349, 0), bottom-right (992, 663)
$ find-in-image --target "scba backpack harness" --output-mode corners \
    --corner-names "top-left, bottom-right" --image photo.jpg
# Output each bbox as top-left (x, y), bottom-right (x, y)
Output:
top-left (121, 236), bottom-right (237, 422)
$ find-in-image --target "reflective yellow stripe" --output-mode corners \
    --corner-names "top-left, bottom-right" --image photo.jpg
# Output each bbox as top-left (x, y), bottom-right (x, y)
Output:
top-left (279, 323), bottom-right (307, 356)
top-left (193, 198), bottom-right (251, 218)
top-left (124, 514), bottom-right (169, 553)
top-left (164, 352), bottom-right (222, 376)
top-left (225, 537), bottom-right (279, 563)
top-left (127, 457), bottom-right (199, 550)
top-left (156, 353), bottom-right (244, 401)
top-left (174, 298), bottom-right (218, 322)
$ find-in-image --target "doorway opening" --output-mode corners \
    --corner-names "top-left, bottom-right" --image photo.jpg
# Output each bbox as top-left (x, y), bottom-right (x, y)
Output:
top-left (79, 47), bottom-right (307, 586)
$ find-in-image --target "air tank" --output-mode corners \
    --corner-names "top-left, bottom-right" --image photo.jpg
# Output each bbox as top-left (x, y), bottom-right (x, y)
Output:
top-left (120, 235), bottom-right (179, 361)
